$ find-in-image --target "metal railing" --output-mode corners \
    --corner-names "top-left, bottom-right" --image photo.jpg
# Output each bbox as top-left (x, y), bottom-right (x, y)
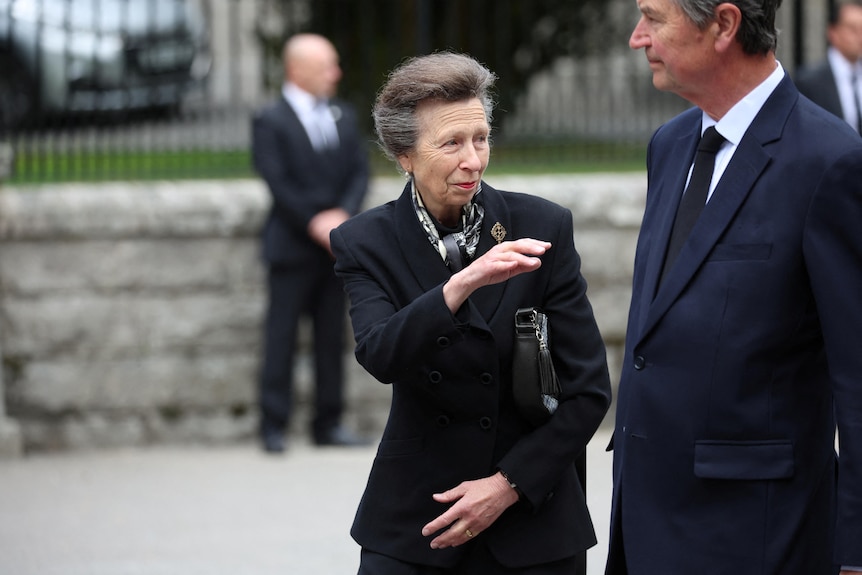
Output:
top-left (2, 0), bottom-right (802, 183)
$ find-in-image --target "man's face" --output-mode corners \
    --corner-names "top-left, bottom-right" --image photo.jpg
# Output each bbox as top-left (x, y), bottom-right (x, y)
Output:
top-left (629, 0), bottom-right (718, 100)
top-left (829, 4), bottom-right (862, 63)
top-left (290, 40), bottom-right (342, 99)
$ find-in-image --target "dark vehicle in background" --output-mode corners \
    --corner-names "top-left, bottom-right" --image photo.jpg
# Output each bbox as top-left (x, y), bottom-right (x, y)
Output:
top-left (0, 0), bottom-right (211, 132)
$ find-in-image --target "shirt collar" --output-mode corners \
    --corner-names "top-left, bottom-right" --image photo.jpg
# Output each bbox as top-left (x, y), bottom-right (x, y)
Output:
top-left (703, 61), bottom-right (785, 145)
top-left (282, 82), bottom-right (321, 114)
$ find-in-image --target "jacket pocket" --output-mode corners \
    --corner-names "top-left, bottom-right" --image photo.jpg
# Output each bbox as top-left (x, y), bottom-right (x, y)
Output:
top-left (376, 436), bottom-right (424, 458)
top-left (694, 439), bottom-right (794, 480)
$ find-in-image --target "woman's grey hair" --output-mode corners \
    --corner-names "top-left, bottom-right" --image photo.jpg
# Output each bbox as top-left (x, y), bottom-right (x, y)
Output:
top-left (675, 0), bottom-right (782, 55)
top-left (372, 52), bottom-right (497, 172)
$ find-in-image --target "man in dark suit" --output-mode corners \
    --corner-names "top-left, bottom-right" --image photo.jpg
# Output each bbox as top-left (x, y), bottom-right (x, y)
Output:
top-left (795, 0), bottom-right (862, 134)
top-left (251, 33), bottom-right (370, 453)
top-left (606, 1), bottom-right (862, 574)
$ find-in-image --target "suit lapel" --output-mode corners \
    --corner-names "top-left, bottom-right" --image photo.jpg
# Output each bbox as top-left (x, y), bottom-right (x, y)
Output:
top-left (471, 183), bottom-right (510, 321)
top-left (638, 76), bottom-right (794, 341)
top-left (640, 126), bottom-right (700, 310)
top-left (393, 182), bottom-right (453, 291)
top-left (330, 101), bottom-right (347, 144)
top-left (322, 100), bottom-right (348, 160)
top-left (277, 99), bottom-right (309, 147)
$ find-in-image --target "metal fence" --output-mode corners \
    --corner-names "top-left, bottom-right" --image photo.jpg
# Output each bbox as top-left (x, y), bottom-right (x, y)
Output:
top-left (1, 0), bottom-right (804, 184)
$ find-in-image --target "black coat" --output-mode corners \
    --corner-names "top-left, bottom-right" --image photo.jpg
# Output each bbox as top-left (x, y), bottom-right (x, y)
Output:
top-left (331, 181), bottom-right (612, 569)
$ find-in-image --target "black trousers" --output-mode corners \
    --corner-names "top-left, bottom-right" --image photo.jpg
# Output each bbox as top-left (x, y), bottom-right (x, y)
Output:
top-left (258, 259), bottom-right (346, 440)
top-left (358, 544), bottom-right (585, 575)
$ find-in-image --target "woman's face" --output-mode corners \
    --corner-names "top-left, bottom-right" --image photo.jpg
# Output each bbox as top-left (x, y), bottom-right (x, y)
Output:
top-left (398, 98), bottom-right (490, 227)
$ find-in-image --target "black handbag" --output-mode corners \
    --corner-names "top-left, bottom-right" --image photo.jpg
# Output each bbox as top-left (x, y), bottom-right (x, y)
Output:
top-left (512, 307), bottom-right (562, 426)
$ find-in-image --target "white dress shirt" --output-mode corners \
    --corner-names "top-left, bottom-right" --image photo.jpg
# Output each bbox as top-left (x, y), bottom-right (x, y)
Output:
top-left (282, 83), bottom-right (340, 151)
top-left (693, 61), bottom-right (785, 202)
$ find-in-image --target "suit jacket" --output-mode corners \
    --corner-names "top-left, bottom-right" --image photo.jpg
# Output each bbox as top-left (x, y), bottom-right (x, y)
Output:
top-left (607, 75), bottom-right (862, 574)
top-left (331, 182), bottom-right (612, 569)
top-left (795, 59), bottom-right (845, 120)
top-left (251, 96), bottom-right (369, 266)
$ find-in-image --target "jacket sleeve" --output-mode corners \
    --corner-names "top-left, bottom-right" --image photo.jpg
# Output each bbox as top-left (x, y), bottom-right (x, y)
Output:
top-left (331, 224), bottom-right (464, 383)
top-left (804, 147), bottom-right (862, 566)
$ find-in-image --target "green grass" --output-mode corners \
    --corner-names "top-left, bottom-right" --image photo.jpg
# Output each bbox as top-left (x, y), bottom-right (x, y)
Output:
top-left (4, 141), bottom-right (647, 185)
top-left (7, 149), bottom-right (255, 184)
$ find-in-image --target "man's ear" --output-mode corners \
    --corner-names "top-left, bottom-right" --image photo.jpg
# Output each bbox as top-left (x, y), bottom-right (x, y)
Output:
top-left (713, 2), bottom-right (742, 51)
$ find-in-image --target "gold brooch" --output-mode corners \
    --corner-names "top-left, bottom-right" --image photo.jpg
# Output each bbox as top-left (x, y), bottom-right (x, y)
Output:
top-left (490, 222), bottom-right (506, 244)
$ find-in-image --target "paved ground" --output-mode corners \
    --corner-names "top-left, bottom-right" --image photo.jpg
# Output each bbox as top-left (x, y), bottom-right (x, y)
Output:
top-left (0, 425), bottom-right (614, 575)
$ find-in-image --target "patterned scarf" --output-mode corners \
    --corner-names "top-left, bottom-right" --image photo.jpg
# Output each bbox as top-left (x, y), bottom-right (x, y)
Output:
top-left (411, 180), bottom-right (485, 268)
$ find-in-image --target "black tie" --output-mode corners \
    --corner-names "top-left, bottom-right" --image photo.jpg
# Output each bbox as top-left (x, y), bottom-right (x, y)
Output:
top-left (312, 100), bottom-right (337, 150)
top-left (660, 126), bottom-right (726, 284)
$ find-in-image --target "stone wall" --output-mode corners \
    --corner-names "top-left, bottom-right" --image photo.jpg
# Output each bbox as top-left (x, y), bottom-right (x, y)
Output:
top-left (0, 174), bottom-right (645, 454)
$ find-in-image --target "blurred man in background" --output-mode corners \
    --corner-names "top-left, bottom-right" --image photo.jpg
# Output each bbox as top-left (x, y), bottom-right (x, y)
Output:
top-left (796, 0), bottom-right (862, 134)
top-left (251, 33), bottom-right (370, 453)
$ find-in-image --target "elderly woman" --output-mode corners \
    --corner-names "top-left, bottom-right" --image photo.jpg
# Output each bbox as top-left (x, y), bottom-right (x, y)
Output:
top-left (330, 52), bottom-right (611, 574)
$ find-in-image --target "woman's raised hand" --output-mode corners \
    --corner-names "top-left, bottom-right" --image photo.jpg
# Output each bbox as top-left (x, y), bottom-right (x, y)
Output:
top-left (443, 238), bottom-right (550, 312)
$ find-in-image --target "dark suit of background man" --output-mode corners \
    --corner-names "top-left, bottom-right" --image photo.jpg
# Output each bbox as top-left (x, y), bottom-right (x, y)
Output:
top-left (795, 0), bottom-right (862, 134)
top-left (606, 0), bottom-right (862, 574)
top-left (251, 33), bottom-right (370, 453)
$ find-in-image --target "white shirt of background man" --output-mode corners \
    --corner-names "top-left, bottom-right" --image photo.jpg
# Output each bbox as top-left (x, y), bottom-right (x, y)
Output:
top-left (283, 82), bottom-right (340, 151)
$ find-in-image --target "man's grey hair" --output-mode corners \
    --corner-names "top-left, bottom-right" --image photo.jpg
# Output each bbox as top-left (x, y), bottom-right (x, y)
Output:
top-left (372, 52), bottom-right (497, 172)
top-left (674, 0), bottom-right (783, 55)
